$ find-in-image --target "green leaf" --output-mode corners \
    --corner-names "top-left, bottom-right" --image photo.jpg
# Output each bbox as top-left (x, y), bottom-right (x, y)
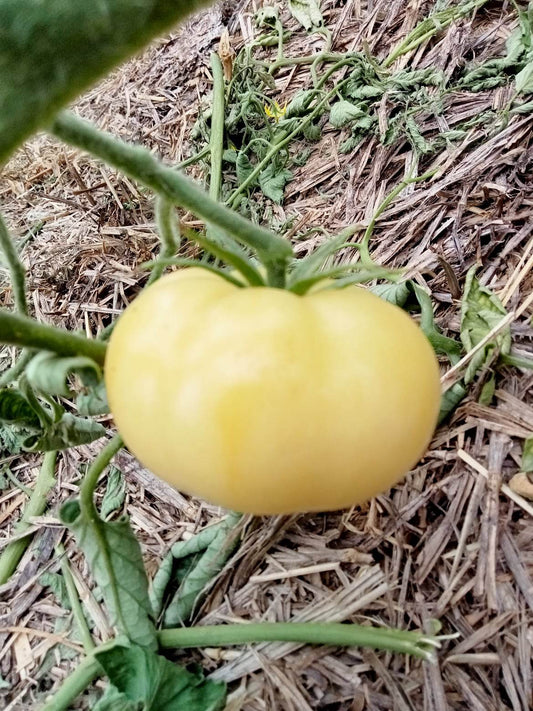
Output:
top-left (60, 500), bottom-right (157, 650)
top-left (479, 376), bottom-right (496, 406)
top-left (152, 512), bottom-right (241, 626)
top-left (516, 60), bottom-right (533, 94)
top-left (0, 389), bottom-right (40, 428)
top-left (290, 265), bottom-right (396, 296)
top-left (40, 571), bottom-right (70, 608)
top-left (25, 352), bottom-right (102, 397)
top-left (94, 685), bottom-right (137, 711)
top-left (303, 122), bottom-right (322, 142)
top-left (372, 281), bottom-right (411, 307)
top-left (329, 100), bottom-right (365, 128)
top-left (285, 90), bottom-right (317, 118)
top-left (522, 437), bottom-right (533, 473)
top-left (287, 0), bottom-right (323, 30)
top-left (235, 150), bottom-right (255, 187)
top-left (460, 267), bottom-right (511, 383)
top-left (95, 644), bottom-right (226, 711)
top-left (184, 229), bottom-right (265, 287)
top-left (0, 674), bottom-right (9, 690)
top-left (409, 284), bottom-right (462, 363)
top-left (438, 382), bottom-right (467, 424)
top-left (405, 116), bottom-right (432, 154)
top-left (506, 25), bottom-right (527, 63)
top-left (24, 413), bottom-right (106, 451)
top-left (77, 380), bottom-right (110, 416)
top-left (258, 165), bottom-right (292, 204)
top-left (0, 0), bottom-right (213, 164)
top-left (101, 468), bottom-right (126, 519)
top-left (0, 424), bottom-right (27, 454)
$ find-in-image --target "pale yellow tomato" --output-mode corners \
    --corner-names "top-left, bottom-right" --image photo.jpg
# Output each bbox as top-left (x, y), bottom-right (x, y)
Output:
top-left (104, 269), bottom-right (441, 514)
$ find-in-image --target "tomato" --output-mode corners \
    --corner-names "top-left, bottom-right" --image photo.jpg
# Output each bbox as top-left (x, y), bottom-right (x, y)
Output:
top-left (104, 269), bottom-right (441, 515)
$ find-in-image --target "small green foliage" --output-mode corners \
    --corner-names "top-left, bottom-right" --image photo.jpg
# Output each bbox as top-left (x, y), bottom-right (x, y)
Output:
top-left (24, 413), bottom-right (106, 452)
top-left (460, 268), bottom-right (511, 384)
top-left (0, 388), bottom-right (40, 428)
top-left (40, 572), bottom-right (70, 609)
top-left (287, 0), bottom-right (323, 30)
top-left (101, 468), bottom-right (126, 520)
top-left (60, 499), bottom-right (157, 650)
top-left (0, 387), bottom-right (105, 451)
top-left (95, 644), bottom-right (226, 711)
top-left (93, 685), bottom-right (136, 711)
top-left (522, 437), bottom-right (533, 473)
top-left (329, 100), bottom-right (366, 128)
top-left (150, 512), bottom-right (242, 626)
top-left (479, 376), bottom-right (496, 406)
top-left (259, 165), bottom-right (293, 203)
top-left (25, 353), bottom-right (102, 398)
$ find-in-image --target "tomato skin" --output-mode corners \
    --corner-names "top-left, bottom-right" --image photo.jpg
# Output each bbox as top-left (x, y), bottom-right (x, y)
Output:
top-left (105, 269), bottom-right (441, 515)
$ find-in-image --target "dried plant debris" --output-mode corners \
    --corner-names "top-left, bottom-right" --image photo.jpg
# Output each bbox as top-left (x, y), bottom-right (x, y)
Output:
top-left (1, 1), bottom-right (532, 709)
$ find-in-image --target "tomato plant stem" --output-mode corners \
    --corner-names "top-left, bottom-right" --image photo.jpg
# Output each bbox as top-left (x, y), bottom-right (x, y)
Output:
top-left (158, 622), bottom-right (439, 661)
top-left (0, 213), bottom-right (28, 315)
top-left (209, 53), bottom-right (225, 204)
top-left (58, 543), bottom-right (96, 653)
top-left (40, 654), bottom-right (101, 711)
top-left (51, 112), bottom-right (292, 279)
top-left (149, 198), bottom-right (181, 284)
top-left (0, 310), bottom-right (107, 365)
top-left (359, 169), bottom-right (436, 267)
top-left (80, 435), bottom-right (123, 517)
top-left (0, 451), bottom-right (57, 584)
top-left (382, 0), bottom-right (490, 68)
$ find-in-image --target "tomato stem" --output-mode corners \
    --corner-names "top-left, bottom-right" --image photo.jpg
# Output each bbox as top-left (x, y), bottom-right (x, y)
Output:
top-left (51, 112), bottom-right (293, 278)
top-left (158, 621), bottom-right (440, 662)
top-left (209, 53), bottom-right (225, 205)
top-left (58, 542), bottom-right (96, 653)
top-left (0, 212), bottom-right (28, 315)
top-left (79, 435), bottom-right (123, 518)
top-left (0, 451), bottom-right (57, 584)
top-left (148, 197), bottom-right (181, 284)
top-left (0, 310), bottom-right (107, 365)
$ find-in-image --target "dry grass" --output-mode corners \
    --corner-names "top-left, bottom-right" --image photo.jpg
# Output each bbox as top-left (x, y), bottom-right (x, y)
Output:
top-left (1, 1), bottom-right (533, 709)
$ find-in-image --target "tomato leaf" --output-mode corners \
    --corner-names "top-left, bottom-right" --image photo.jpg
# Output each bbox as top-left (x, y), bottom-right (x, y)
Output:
top-left (258, 165), bottom-right (293, 204)
top-left (516, 60), bottom-right (533, 94)
top-left (93, 685), bottom-right (136, 711)
top-left (438, 382), bottom-right (468, 424)
top-left (95, 644), bottom-right (226, 711)
top-left (236, 150), bottom-right (255, 187)
top-left (522, 437), bottom-right (533, 473)
top-left (289, 231), bottom-right (348, 285)
top-left (0, 0), bottom-right (212, 164)
top-left (371, 281), bottom-right (411, 307)
top-left (287, 0), bottom-right (323, 30)
top-left (291, 265), bottom-right (397, 295)
top-left (101, 468), bottom-right (126, 520)
top-left (409, 284), bottom-right (462, 363)
top-left (185, 231), bottom-right (265, 287)
top-left (60, 500), bottom-right (157, 650)
top-left (25, 352), bottom-right (102, 397)
top-left (23, 413), bottom-right (106, 451)
top-left (39, 572), bottom-right (70, 609)
top-left (151, 512), bottom-right (241, 625)
top-left (460, 267), bottom-right (511, 383)
top-left (77, 380), bottom-right (110, 416)
top-left (0, 389), bottom-right (40, 428)
top-left (329, 100), bottom-right (366, 128)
